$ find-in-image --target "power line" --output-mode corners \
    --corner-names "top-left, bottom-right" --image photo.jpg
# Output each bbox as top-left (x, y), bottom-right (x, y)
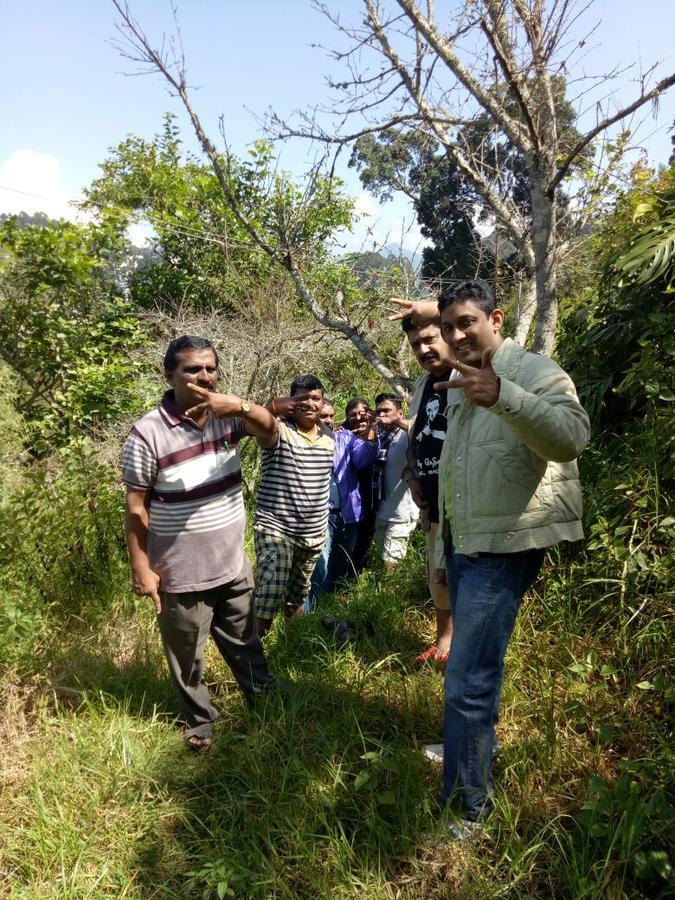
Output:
top-left (0, 181), bottom-right (78, 202)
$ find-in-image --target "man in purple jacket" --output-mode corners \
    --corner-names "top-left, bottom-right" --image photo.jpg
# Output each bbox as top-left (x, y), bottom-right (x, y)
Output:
top-left (305, 399), bottom-right (377, 610)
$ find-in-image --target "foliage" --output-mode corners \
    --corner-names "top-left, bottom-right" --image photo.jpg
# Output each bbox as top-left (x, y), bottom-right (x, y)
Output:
top-left (0, 210), bottom-right (53, 230)
top-left (0, 214), bottom-right (151, 452)
top-left (615, 184), bottom-right (675, 289)
top-left (84, 116), bottom-right (354, 317)
top-left (0, 437), bottom-right (131, 674)
top-left (350, 77), bottom-right (588, 284)
top-left (558, 163), bottom-right (675, 440)
top-left (550, 163), bottom-right (675, 896)
top-left (4, 442), bottom-right (127, 600)
top-left (576, 766), bottom-right (674, 885)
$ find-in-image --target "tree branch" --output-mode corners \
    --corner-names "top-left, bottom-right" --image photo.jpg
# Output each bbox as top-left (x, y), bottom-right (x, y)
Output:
top-left (549, 72), bottom-right (675, 196)
top-left (111, 0), bottom-right (412, 398)
top-left (394, 0), bottom-right (535, 152)
top-left (365, 0), bottom-right (533, 265)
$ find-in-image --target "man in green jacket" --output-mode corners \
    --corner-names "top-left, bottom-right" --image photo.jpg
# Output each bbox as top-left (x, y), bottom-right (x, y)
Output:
top-left (393, 280), bottom-right (590, 838)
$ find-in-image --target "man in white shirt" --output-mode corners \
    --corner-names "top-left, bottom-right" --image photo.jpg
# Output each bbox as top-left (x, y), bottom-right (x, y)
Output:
top-left (372, 392), bottom-right (419, 569)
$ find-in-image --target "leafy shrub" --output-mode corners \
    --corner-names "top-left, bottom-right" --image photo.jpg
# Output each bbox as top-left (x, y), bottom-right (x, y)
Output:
top-left (550, 164), bottom-right (675, 893)
top-left (1, 442), bottom-right (128, 614)
top-left (0, 215), bottom-right (151, 453)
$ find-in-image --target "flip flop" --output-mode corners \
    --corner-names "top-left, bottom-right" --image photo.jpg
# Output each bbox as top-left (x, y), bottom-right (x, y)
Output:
top-left (186, 734), bottom-right (213, 752)
top-left (414, 645), bottom-right (438, 665)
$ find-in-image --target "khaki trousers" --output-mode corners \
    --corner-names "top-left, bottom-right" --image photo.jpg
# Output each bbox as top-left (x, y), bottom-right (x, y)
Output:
top-left (426, 521), bottom-right (451, 610)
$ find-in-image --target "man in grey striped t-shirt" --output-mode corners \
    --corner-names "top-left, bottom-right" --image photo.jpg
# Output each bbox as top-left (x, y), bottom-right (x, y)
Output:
top-left (254, 375), bottom-right (335, 636)
top-left (122, 335), bottom-right (279, 751)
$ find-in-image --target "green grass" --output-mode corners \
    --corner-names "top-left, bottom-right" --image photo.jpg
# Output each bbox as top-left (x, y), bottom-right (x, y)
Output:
top-left (1, 533), bottom-right (672, 899)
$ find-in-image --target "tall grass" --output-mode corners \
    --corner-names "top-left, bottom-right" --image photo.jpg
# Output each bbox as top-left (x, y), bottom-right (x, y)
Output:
top-left (0, 375), bottom-right (672, 897)
top-left (1, 520), bottom-right (672, 898)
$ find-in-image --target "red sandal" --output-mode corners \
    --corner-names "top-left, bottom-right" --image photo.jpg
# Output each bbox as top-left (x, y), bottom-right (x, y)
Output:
top-left (414, 644), bottom-right (438, 665)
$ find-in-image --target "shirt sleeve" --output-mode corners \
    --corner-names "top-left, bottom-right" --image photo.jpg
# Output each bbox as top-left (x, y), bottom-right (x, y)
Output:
top-left (348, 431), bottom-right (377, 469)
top-left (222, 416), bottom-right (247, 446)
top-left (121, 430), bottom-right (157, 491)
top-left (489, 358), bottom-right (590, 462)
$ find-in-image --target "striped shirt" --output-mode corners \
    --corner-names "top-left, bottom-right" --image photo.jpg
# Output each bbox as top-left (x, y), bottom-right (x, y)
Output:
top-left (254, 419), bottom-right (334, 545)
top-left (121, 390), bottom-right (247, 593)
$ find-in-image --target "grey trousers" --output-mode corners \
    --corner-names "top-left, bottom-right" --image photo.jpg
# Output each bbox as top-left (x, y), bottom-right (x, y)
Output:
top-left (157, 555), bottom-right (275, 738)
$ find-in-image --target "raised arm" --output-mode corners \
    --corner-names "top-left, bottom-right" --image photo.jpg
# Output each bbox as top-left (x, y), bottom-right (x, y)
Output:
top-left (347, 431), bottom-right (377, 470)
top-left (185, 385), bottom-right (279, 449)
top-left (389, 297), bottom-right (439, 326)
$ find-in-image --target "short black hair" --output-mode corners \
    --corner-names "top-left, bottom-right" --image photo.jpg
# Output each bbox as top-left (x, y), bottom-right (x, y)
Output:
top-left (290, 374), bottom-right (324, 396)
top-left (437, 280), bottom-right (496, 316)
top-left (164, 335), bottom-right (219, 373)
top-left (375, 392), bottom-right (403, 410)
top-left (401, 317), bottom-right (442, 336)
top-left (345, 396), bottom-right (370, 417)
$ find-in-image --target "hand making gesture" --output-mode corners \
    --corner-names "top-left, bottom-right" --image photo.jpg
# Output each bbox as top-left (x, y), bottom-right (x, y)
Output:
top-left (269, 395), bottom-right (297, 419)
top-left (434, 347), bottom-right (501, 408)
top-left (185, 384), bottom-right (245, 420)
top-left (388, 297), bottom-right (439, 326)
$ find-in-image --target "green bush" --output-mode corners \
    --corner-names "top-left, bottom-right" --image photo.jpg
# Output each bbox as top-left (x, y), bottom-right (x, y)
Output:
top-left (0, 441), bottom-right (129, 672)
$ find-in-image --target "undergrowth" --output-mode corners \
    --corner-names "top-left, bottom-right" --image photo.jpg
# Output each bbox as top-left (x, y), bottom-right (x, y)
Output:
top-left (0, 347), bottom-right (672, 897)
top-left (1, 505), bottom-right (672, 897)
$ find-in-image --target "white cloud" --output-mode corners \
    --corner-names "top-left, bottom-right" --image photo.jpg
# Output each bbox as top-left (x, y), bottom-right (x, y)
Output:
top-left (0, 149), bottom-right (83, 221)
top-left (0, 150), bottom-right (155, 247)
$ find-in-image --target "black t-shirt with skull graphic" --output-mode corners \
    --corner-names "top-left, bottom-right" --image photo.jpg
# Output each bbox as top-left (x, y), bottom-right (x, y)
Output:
top-left (411, 372), bottom-right (449, 523)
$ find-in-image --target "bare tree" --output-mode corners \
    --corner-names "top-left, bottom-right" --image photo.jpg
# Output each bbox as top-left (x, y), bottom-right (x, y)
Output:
top-left (270, 0), bottom-right (674, 353)
top-left (111, 0), bottom-right (414, 397)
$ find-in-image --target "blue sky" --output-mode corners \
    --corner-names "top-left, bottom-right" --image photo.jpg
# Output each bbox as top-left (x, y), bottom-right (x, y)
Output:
top-left (1, 0), bottom-right (673, 250)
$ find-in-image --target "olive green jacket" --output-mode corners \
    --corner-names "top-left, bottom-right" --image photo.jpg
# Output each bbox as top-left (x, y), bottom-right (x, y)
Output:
top-left (437, 338), bottom-right (590, 557)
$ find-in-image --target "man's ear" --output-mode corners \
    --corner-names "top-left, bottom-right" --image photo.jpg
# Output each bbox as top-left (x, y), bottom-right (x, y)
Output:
top-left (491, 308), bottom-right (505, 331)
top-left (164, 369), bottom-right (173, 386)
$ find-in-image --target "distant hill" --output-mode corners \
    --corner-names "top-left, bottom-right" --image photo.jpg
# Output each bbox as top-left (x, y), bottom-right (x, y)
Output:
top-left (382, 242), bottom-right (423, 266)
top-left (0, 210), bottom-right (54, 229)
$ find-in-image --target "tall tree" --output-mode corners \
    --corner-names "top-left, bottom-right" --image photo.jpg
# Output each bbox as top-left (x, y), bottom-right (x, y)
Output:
top-left (0, 214), bottom-right (148, 450)
top-left (272, 0), bottom-right (674, 352)
top-left (349, 77), bottom-right (587, 296)
top-left (85, 118), bottom-right (285, 314)
top-left (350, 129), bottom-right (492, 281)
top-left (111, 1), bottom-right (414, 396)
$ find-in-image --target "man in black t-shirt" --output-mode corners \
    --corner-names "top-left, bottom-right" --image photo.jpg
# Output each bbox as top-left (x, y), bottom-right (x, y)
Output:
top-left (401, 318), bottom-right (454, 665)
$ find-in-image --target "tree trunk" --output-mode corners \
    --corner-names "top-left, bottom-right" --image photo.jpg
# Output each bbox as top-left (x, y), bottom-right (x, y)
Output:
top-left (530, 172), bottom-right (558, 355)
top-left (512, 276), bottom-right (537, 346)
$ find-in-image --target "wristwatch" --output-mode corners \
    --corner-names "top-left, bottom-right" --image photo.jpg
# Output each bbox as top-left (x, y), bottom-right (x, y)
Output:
top-left (240, 399), bottom-right (251, 416)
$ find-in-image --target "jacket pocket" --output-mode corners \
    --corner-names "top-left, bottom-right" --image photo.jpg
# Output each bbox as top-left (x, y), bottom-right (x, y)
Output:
top-left (471, 441), bottom-right (551, 520)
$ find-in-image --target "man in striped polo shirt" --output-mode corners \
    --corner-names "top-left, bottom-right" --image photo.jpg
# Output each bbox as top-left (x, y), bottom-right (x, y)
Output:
top-left (122, 335), bottom-right (279, 751)
top-left (254, 375), bottom-right (335, 636)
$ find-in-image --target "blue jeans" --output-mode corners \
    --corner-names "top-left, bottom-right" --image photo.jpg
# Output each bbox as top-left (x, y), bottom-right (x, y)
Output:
top-left (304, 511), bottom-right (359, 612)
top-left (442, 544), bottom-right (545, 821)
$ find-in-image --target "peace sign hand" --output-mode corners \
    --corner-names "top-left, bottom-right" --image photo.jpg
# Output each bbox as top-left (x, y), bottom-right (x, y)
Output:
top-left (388, 297), bottom-right (439, 325)
top-left (434, 347), bottom-right (501, 408)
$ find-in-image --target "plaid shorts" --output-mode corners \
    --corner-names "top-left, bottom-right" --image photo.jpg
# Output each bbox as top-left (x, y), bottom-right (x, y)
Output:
top-left (254, 528), bottom-right (323, 621)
